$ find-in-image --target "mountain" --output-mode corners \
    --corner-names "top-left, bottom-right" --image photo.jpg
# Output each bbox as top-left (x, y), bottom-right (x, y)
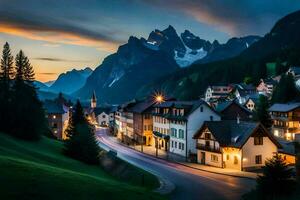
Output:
top-left (44, 80), bottom-right (55, 87)
top-left (196, 35), bottom-right (261, 64)
top-left (49, 67), bottom-right (93, 94)
top-left (75, 35), bottom-right (179, 104)
top-left (137, 10), bottom-right (300, 101)
top-left (34, 81), bottom-right (49, 91)
top-left (75, 26), bottom-right (259, 103)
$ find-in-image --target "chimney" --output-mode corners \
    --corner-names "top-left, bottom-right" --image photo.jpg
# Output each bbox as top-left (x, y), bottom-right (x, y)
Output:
top-left (237, 114), bottom-right (240, 124)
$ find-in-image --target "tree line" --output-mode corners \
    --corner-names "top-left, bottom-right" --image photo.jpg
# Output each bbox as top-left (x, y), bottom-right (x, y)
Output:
top-left (0, 42), bottom-right (47, 140)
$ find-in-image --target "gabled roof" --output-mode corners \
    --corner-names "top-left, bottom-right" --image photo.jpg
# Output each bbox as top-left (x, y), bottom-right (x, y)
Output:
top-left (43, 100), bottom-right (68, 114)
top-left (94, 107), bottom-right (111, 116)
top-left (268, 102), bottom-right (300, 112)
top-left (215, 100), bottom-right (252, 114)
top-left (127, 99), bottom-right (155, 114)
top-left (153, 100), bottom-right (219, 119)
top-left (244, 94), bottom-right (261, 105)
top-left (193, 120), bottom-right (281, 148)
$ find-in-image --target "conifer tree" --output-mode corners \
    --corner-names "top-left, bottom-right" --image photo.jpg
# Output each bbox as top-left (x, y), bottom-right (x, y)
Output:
top-left (256, 154), bottom-right (295, 198)
top-left (11, 50), bottom-right (46, 140)
top-left (272, 74), bottom-right (300, 103)
top-left (254, 95), bottom-right (272, 129)
top-left (64, 100), bottom-right (100, 164)
top-left (0, 42), bottom-right (14, 133)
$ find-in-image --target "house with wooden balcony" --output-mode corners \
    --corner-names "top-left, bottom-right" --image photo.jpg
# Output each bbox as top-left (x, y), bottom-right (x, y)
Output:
top-left (269, 102), bottom-right (300, 141)
top-left (152, 100), bottom-right (221, 158)
top-left (193, 120), bottom-right (282, 171)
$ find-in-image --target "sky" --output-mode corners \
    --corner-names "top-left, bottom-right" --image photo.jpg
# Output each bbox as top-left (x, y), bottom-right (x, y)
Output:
top-left (0, 0), bottom-right (300, 82)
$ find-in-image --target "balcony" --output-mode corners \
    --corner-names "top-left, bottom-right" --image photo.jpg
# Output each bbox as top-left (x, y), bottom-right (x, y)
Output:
top-left (196, 143), bottom-right (221, 153)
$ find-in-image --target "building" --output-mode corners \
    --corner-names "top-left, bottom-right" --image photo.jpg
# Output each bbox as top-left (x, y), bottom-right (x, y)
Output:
top-left (269, 103), bottom-right (300, 141)
top-left (233, 83), bottom-right (256, 104)
top-left (44, 100), bottom-right (70, 140)
top-left (256, 78), bottom-right (277, 96)
top-left (244, 94), bottom-right (260, 111)
top-left (205, 85), bottom-right (233, 102)
top-left (116, 100), bottom-right (137, 144)
top-left (94, 107), bottom-right (111, 126)
top-left (152, 100), bottom-right (221, 158)
top-left (287, 66), bottom-right (300, 80)
top-left (129, 98), bottom-right (155, 146)
top-left (215, 100), bottom-right (253, 120)
top-left (91, 91), bottom-right (97, 108)
top-left (193, 120), bottom-right (282, 171)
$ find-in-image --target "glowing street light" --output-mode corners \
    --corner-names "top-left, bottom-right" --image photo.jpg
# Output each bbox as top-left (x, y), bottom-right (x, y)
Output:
top-left (153, 92), bottom-right (165, 104)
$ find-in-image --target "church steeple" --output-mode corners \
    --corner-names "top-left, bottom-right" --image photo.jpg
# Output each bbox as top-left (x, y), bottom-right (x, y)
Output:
top-left (91, 91), bottom-right (97, 108)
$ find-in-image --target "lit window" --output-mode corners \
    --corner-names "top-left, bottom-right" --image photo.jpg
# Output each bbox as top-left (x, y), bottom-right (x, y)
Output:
top-left (254, 137), bottom-right (263, 145)
top-left (234, 156), bottom-right (238, 164)
top-left (53, 115), bottom-right (56, 119)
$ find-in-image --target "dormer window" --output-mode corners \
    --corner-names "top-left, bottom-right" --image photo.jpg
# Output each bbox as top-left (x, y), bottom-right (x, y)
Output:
top-left (200, 107), bottom-right (203, 112)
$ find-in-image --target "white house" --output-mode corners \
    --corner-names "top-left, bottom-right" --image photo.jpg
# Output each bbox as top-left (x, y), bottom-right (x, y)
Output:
top-left (152, 100), bottom-right (221, 158)
top-left (205, 85), bottom-right (233, 102)
top-left (193, 120), bottom-right (282, 171)
top-left (256, 78), bottom-right (277, 97)
top-left (94, 107), bottom-right (110, 126)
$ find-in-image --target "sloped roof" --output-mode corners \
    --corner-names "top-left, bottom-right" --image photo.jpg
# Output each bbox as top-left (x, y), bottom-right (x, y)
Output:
top-left (43, 100), bottom-right (67, 114)
top-left (127, 99), bottom-right (155, 113)
top-left (269, 102), bottom-right (300, 112)
top-left (215, 100), bottom-right (252, 114)
top-left (94, 107), bottom-right (111, 116)
top-left (194, 120), bottom-right (281, 148)
top-left (289, 66), bottom-right (300, 75)
top-left (153, 100), bottom-right (218, 119)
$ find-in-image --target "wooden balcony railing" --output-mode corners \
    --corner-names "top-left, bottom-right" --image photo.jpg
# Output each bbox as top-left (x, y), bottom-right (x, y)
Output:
top-left (196, 143), bottom-right (221, 153)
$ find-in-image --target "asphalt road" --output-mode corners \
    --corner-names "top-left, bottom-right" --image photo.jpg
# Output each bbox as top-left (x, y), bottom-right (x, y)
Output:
top-left (96, 128), bottom-right (255, 200)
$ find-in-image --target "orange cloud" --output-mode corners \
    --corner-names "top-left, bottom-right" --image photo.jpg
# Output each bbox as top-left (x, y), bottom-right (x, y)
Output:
top-left (0, 23), bottom-right (119, 52)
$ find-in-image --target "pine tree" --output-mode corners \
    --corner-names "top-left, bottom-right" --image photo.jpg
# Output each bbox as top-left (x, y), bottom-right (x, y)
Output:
top-left (23, 56), bottom-right (35, 82)
top-left (0, 42), bottom-right (14, 83)
top-left (256, 154), bottom-right (295, 198)
top-left (64, 100), bottom-right (100, 164)
top-left (254, 95), bottom-right (272, 129)
top-left (272, 74), bottom-right (300, 103)
top-left (0, 42), bottom-right (14, 133)
top-left (11, 50), bottom-right (47, 140)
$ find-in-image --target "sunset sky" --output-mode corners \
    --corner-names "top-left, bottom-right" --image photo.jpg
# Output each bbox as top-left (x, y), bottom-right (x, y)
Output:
top-left (1, 0), bottom-right (300, 82)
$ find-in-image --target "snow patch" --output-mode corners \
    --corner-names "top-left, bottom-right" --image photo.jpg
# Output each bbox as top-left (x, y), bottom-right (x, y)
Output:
top-left (174, 47), bottom-right (207, 67)
top-left (108, 71), bottom-right (124, 87)
top-left (246, 42), bottom-right (249, 48)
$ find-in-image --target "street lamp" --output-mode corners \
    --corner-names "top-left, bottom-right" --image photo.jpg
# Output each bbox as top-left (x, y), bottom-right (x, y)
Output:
top-left (153, 92), bottom-right (165, 104)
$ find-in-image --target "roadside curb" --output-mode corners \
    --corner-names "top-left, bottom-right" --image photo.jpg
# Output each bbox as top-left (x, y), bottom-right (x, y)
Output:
top-left (108, 136), bottom-right (258, 180)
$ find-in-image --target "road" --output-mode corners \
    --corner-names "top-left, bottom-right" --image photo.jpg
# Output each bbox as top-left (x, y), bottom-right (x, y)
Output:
top-left (96, 128), bottom-right (255, 200)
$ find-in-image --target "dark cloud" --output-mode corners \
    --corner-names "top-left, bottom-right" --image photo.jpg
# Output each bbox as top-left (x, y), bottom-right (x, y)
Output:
top-left (140, 0), bottom-right (300, 36)
top-left (33, 57), bottom-right (87, 63)
top-left (0, 1), bottom-right (127, 50)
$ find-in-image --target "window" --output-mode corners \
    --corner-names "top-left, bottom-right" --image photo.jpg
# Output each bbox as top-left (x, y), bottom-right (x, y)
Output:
top-left (204, 132), bottom-right (211, 140)
top-left (226, 154), bottom-right (230, 160)
top-left (254, 137), bottom-right (263, 145)
top-left (144, 125), bottom-right (147, 131)
top-left (234, 156), bottom-right (238, 165)
top-left (210, 116), bottom-right (214, 121)
top-left (211, 155), bottom-right (218, 162)
top-left (102, 115), bottom-right (106, 118)
top-left (175, 142), bottom-right (177, 148)
top-left (171, 141), bottom-right (174, 148)
top-left (205, 141), bottom-right (210, 147)
top-left (182, 143), bottom-right (184, 150)
top-left (255, 155), bottom-right (262, 164)
top-left (200, 107), bottom-right (203, 112)
top-left (174, 129), bottom-right (177, 137)
top-left (179, 129), bottom-right (184, 139)
top-left (179, 142), bottom-right (181, 149)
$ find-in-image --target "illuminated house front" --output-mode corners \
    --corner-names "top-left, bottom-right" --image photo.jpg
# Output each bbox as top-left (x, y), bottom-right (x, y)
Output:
top-left (44, 100), bottom-right (70, 140)
top-left (153, 100), bottom-right (221, 158)
top-left (269, 103), bottom-right (300, 141)
top-left (193, 120), bottom-right (281, 171)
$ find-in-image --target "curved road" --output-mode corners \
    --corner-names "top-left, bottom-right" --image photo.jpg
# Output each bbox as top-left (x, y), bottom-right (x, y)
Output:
top-left (96, 128), bottom-right (255, 200)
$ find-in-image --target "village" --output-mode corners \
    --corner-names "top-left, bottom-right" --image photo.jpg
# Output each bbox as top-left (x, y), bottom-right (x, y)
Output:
top-left (43, 66), bottom-right (300, 174)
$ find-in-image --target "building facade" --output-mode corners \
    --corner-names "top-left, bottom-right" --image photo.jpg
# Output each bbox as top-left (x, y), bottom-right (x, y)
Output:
top-left (153, 100), bottom-right (221, 158)
top-left (269, 103), bottom-right (300, 141)
top-left (193, 121), bottom-right (281, 171)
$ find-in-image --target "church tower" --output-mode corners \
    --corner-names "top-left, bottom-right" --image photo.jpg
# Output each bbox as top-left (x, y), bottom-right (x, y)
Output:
top-left (91, 91), bottom-right (97, 108)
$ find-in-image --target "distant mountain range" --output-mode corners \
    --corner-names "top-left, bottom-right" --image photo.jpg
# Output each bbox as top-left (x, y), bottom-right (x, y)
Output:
top-left (34, 67), bottom-right (93, 101)
top-left (74, 26), bottom-right (260, 103)
top-left (137, 10), bottom-right (300, 100)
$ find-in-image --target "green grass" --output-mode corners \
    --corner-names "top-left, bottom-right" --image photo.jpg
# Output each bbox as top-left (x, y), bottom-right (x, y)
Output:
top-left (0, 133), bottom-right (164, 200)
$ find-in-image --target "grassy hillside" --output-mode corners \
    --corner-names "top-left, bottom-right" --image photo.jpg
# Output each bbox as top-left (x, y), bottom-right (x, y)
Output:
top-left (0, 133), bottom-right (163, 200)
